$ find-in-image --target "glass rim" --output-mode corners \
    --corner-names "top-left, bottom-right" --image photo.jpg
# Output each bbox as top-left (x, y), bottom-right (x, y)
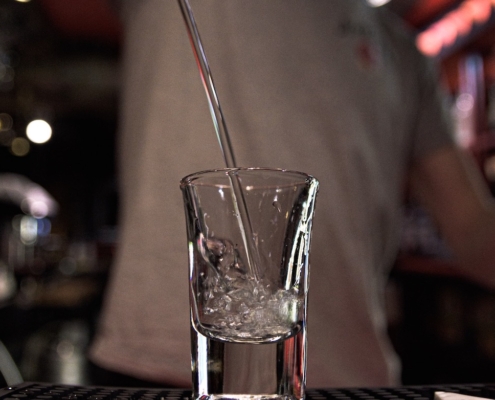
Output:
top-left (180, 167), bottom-right (317, 188)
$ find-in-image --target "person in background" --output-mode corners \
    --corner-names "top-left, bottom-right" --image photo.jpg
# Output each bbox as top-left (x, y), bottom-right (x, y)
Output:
top-left (89, 0), bottom-right (495, 388)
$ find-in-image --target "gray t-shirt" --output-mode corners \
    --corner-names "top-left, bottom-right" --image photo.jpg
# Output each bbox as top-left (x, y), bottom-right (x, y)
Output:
top-left (90, 0), bottom-right (454, 387)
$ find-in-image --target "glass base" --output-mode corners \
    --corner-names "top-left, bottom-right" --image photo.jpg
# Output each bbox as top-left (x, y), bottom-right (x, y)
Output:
top-left (197, 395), bottom-right (298, 400)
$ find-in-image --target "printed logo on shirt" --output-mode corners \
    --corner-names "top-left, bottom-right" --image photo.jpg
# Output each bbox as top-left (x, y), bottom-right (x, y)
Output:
top-left (357, 39), bottom-right (382, 70)
top-left (338, 19), bottom-right (382, 71)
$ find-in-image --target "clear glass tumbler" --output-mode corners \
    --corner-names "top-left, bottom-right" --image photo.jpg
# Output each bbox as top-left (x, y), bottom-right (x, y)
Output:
top-left (180, 168), bottom-right (319, 400)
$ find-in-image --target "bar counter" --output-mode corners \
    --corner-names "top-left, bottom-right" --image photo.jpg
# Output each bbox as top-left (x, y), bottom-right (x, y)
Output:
top-left (2, 382), bottom-right (495, 400)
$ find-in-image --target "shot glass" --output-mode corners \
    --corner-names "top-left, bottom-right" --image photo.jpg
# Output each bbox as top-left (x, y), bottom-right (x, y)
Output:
top-left (180, 168), bottom-right (319, 400)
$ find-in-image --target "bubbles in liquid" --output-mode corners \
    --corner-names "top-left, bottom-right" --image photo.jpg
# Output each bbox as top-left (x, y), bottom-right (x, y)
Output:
top-left (199, 237), bottom-right (300, 340)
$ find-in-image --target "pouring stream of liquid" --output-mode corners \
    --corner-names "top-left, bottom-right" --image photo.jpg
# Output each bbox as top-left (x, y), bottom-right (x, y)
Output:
top-left (178, 0), bottom-right (262, 281)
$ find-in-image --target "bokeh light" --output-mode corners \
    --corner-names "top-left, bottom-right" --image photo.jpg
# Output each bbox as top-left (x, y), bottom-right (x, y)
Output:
top-left (0, 113), bottom-right (13, 131)
top-left (26, 119), bottom-right (52, 144)
top-left (367, 0), bottom-right (391, 6)
top-left (416, 0), bottom-right (495, 57)
top-left (20, 215), bottom-right (38, 245)
top-left (10, 137), bottom-right (30, 156)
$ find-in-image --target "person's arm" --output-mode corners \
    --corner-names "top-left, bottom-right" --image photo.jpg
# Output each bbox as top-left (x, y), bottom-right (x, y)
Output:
top-left (409, 144), bottom-right (495, 288)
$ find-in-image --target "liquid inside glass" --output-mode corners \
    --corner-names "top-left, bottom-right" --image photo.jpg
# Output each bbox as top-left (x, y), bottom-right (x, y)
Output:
top-left (192, 236), bottom-right (305, 343)
top-left (191, 235), bottom-right (306, 400)
top-left (191, 326), bottom-right (306, 400)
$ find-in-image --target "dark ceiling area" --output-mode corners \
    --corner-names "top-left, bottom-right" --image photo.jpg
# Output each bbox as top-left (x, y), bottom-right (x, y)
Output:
top-left (1, 0), bottom-right (495, 239)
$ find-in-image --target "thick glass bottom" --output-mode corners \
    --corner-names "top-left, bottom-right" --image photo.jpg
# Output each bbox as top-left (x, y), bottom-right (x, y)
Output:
top-left (198, 395), bottom-right (297, 400)
top-left (191, 326), bottom-right (306, 400)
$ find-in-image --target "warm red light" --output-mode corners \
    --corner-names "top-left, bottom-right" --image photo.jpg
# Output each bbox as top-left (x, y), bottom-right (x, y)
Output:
top-left (463, 0), bottom-right (492, 23)
top-left (416, 31), bottom-right (444, 56)
top-left (442, 17), bottom-right (461, 46)
top-left (416, 0), bottom-right (494, 56)
top-left (448, 9), bottom-right (472, 35)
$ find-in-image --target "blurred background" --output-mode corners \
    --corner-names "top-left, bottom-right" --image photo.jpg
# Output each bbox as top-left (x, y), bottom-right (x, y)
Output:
top-left (1, 0), bottom-right (495, 388)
